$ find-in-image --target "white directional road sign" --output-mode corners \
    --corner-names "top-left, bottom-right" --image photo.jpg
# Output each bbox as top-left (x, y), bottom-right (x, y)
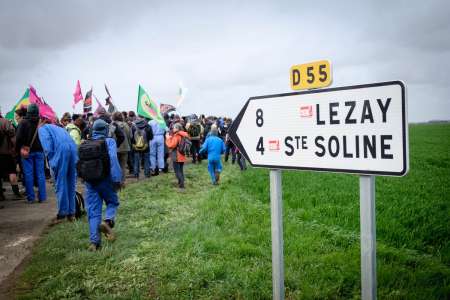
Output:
top-left (229, 81), bottom-right (408, 176)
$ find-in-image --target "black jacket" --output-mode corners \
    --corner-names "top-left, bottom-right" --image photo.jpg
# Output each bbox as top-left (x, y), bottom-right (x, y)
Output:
top-left (15, 117), bottom-right (43, 153)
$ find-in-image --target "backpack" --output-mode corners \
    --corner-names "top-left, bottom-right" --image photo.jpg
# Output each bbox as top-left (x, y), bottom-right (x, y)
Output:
top-left (75, 191), bottom-right (85, 219)
top-left (77, 139), bottom-right (110, 183)
top-left (133, 128), bottom-right (148, 151)
top-left (177, 135), bottom-right (192, 155)
top-left (188, 123), bottom-right (200, 138)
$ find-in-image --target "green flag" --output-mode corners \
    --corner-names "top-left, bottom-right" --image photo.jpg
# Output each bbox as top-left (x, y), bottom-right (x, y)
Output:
top-left (5, 89), bottom-right (31, 126)
top-left (136, 85), bottom-right (167, 128)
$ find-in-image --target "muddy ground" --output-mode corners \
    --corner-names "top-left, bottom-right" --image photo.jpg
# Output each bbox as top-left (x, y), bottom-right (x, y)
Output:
top-left (0, 182), bottom-right (57, 299)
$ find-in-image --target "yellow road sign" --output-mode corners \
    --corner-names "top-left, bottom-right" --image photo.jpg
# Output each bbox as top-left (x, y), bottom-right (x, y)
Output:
top-left (290, 60), bottom-right (332, 90)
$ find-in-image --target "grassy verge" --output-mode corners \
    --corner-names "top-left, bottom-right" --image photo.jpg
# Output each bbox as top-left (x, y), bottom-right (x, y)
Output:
top-left (16, 124), bottom-right (450, 299)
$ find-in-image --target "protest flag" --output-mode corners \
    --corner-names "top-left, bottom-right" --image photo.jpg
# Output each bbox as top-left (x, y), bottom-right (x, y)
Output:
top-left (72, 80), bottom-right (83, 109)
top-left (136, 85), bottom-right (166, 128)
top-left (5, 89), bottom-right (31, 125)
top-left (84, 88), bottom-right (93, 113)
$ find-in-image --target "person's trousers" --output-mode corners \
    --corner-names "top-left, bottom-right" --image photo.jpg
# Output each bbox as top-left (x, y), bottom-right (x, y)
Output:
top-left (52, 152), bottom-right (77, 217)
top-left (134, 151), bottom-right (150, 177)
top-left (190, 140), bottom-right (201, 163)
top-left (173, 161), bottom-right (185, 188)
top-left (117, 152), bottom-right (128, 182)
top-left (225, 143), bottom-right (236, 163)
top-left (150, 135), bottom-right (165, 171)
top-left (85, 178), bottom-right (119, 246)
top-left (22, 151), bottom-right (46, 202)
top-left (127, 150), bottom-right (134, 174)
top-left (207, 159), bottom-right (222, 183)
top-left (237, 152), bottom-right (247, 170)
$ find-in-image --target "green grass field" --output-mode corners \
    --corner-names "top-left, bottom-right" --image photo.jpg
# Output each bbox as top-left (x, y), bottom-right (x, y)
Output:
top-left (15, 123), bottom-right (450, 299)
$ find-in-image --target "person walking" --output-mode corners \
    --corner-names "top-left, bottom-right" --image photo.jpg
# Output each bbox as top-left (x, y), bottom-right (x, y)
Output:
top-left (15, 104), bottom-right (46, 203)
top-left (77, 119), bottom-right (122, 251)
top-left (0, 113), bottom-right (21, 200)
top-left (186, 120), bottom-right (203, 164)
top-left (148, 119), bottom-right (167, 176)
top-left (39, 121), bottom-right (78, 222)
top-left (131, 118), bottom-right (153, 179)
top-left (199, 126), bottom-right (226, 185)
top-left (165, 123), bottom-right (189, 189)
top-left (112, 112), bottom-right (131, 184)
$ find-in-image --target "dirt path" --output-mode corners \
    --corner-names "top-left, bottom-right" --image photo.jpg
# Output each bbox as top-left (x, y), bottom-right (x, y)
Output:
top-left (0, 182), bottom-right (57, 299)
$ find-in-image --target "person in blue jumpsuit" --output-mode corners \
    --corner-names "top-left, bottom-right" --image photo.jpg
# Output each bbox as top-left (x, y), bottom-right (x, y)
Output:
top-left (38, 122), bottom-right (78, 222)
top-left (148, 119), bottom-right (167, 175)
top-left (85, 119), bottom-right (122, 251)
top-left (199, 126), bottom-right (226, 185)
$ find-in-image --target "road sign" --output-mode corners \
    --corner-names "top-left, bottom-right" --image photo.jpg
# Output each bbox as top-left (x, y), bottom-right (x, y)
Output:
top-left (290, 60), bottom-right (332, 90)
top-left (229, 81), bottom-right (408, 176)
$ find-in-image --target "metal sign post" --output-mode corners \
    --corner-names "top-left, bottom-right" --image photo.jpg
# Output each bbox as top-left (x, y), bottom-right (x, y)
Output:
top-left (270, 169), bottom-right (285, 300)
top-left (228, 80), bottom-right (408, 300)
top-left (360, 175), bottom-right (376, 300)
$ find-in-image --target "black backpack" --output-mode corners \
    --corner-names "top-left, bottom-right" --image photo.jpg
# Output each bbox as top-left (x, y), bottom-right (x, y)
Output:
top-left (77, 139), bottom-right (110, 183)
top-left (75, 191), bottom-right (85, 219)
top-left (177, 136), bottom-right (192, 155)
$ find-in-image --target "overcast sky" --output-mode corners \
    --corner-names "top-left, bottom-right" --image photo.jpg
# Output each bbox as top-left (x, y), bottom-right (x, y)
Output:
top-left (0, 0), bottom-right (449, 122)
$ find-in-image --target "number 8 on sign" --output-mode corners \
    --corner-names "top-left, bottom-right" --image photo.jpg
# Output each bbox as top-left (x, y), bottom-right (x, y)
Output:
top-left (256, 109), bottom-right (263, 127)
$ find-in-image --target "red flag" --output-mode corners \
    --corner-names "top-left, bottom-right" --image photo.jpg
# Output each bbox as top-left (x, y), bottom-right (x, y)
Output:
top-left (28, 85), bottom-right (57, 123)
top-left (72, 80), bottom-right (83, 108)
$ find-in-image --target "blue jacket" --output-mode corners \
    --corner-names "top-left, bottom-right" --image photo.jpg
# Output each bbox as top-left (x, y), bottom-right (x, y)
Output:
top-left (91, 131), bottom-right (122, 183)
top-left (199, 135), bottom-right (225, 161)
top-left (38, 124), bottom-right (78, 168)
top-left (148, 119), bottom-right (167, 136)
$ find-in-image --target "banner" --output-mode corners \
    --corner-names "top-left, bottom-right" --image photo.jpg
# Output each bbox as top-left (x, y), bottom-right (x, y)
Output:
top-left (84, 88), bottom-right (93, 113)
top-left (160, 103), bottom-right (176, 115)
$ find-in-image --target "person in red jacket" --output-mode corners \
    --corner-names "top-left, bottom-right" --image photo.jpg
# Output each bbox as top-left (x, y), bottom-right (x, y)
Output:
top-left (165, 123), bottom-right (188, 189)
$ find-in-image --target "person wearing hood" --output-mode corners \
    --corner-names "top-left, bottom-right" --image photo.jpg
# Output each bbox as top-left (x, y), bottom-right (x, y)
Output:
top-left (165, 123), bottom-right (189, 189)
top-left (90, 108), bottom-right (125, 148)
top-left (15, 104), bottom-right (47, 203)
top-left (80, 119), bottom-right (122, 251)
top-left (38, 120), bottom-right (78, 222)
top-left (131, 117), bottom-right (153, 179)
top-left (199, 126), bottom-right (226, 185)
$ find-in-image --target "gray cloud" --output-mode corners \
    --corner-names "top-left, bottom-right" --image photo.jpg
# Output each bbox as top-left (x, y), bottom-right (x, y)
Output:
top-left (0, 0), bottom-right (449, 122)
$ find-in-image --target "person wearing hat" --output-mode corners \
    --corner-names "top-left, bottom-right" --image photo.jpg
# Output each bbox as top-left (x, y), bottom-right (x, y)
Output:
top-left (15, 104), bottom-right (47, 203)
top-left (165, 122), bottom-right (189, 189)
top-left (82, 119), bottom-right (122, 251)
top-left (199, 125), bottom-right (226, 185)
top-left (60, 112), bottom-right (71, 128)
top-left (38, 120), bottom-right (78, 222)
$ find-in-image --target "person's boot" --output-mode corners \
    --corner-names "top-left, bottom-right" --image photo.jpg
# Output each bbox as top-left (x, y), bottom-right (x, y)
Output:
top-left (11, 185), bottom-right (23, 199)
top-left (87, 243), bottom-right (100, 252)
top-left (214, 171), bottom-right (220, 183)
top-left (50, 214), bottom-right (66, 226)
top-left (99, 220), bottom-right (116, 241)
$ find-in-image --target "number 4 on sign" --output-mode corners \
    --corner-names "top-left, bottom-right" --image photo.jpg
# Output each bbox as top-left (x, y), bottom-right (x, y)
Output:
top-left (257, 137), bottom-right (265, 155)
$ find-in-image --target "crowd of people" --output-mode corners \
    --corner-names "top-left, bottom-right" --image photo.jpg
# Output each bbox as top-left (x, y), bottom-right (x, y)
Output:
top-left (0, 103), bottom-right (246, 251)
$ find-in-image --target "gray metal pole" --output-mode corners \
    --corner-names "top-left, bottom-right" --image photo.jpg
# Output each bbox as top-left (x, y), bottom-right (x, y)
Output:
top-left (270, 169), bottom-right (284, 300)
top-left (359, 175), bottom-right (377, 300)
